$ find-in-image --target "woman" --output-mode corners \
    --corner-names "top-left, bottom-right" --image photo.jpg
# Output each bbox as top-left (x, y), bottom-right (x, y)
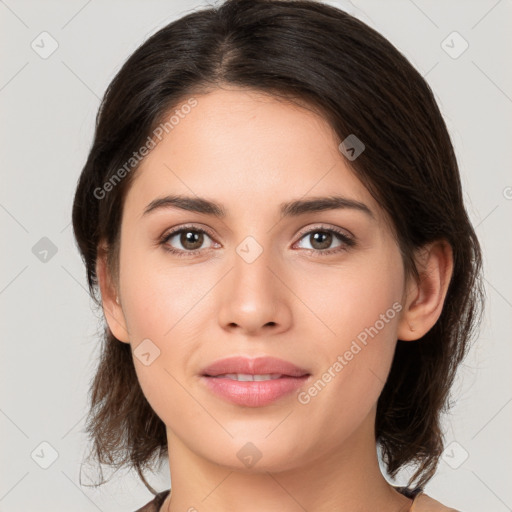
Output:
top-left (71, 0), bottom-right (483, 510)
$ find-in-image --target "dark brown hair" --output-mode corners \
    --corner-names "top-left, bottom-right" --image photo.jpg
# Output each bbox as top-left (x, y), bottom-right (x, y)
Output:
top-left (72, 0), bottom-right (484, 494)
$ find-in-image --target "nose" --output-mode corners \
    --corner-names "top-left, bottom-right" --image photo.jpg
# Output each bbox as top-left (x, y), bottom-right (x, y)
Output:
top-left (217, 241), bottom-right (292, 336)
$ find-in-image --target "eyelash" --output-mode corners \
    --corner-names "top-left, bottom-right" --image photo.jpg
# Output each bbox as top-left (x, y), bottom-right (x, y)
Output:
top-left (158, 224), bottom-right (356, 258)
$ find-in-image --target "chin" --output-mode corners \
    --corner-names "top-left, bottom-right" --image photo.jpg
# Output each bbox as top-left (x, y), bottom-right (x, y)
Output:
top-left (200, 437), bottom-right (309, 474)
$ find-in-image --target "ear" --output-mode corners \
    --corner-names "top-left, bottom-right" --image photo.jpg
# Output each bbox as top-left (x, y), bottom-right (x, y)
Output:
top-left (96, 247), bottom-right (130, 344)
top-left (397, 239), bottom-right (454, 341)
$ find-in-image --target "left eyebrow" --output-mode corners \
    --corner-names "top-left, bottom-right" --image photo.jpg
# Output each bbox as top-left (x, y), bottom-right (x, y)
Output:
top-left (142, 194), bottom-right (374, 220)
top-left (280, 195), bottom-right (374, 219)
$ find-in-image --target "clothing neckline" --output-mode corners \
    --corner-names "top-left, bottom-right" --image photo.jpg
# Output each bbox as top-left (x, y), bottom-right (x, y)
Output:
top-left (154, 489), bottom-right (170, 511)
top-left (393, 484), bottom-right (424, 498)
top-left (149, 485), bottom-right (423, 512)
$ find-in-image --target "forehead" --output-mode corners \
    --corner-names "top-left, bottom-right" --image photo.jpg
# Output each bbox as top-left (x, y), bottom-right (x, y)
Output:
top-left (124, 87), bottom-right (383, 224)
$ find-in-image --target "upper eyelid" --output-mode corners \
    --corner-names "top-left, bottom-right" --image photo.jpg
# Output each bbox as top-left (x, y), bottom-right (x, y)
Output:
top-left (163, 223), bottom-right (217, 241)
top-left (295, 223), bottom-right (353, 240)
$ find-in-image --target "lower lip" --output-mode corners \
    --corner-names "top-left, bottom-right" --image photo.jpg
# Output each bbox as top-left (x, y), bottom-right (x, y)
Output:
top-left (201, 375), bottom-right (310, 407)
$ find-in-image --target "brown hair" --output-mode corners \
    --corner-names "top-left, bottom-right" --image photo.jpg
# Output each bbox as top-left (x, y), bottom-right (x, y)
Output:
top-left (72, 0), bottom-right (484, 493)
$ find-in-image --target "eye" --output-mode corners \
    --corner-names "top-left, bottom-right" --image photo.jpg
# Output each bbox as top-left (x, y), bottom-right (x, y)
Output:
top-left (159, 225), bottom-right (217, 257)
top-left (159, 224), bottom-right (356, 258)
top-left (294, 226), bottom-right (355, 256)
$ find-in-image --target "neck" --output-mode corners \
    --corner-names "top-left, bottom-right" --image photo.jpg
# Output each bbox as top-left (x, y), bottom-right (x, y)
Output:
top-left (162, 409), bottom-right (412, 512)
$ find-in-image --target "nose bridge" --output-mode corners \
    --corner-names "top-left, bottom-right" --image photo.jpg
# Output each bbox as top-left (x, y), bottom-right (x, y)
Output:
top-left (217, 234), bottom-right (291, 334)
top-left (234, 236), bottom-right (274, 299)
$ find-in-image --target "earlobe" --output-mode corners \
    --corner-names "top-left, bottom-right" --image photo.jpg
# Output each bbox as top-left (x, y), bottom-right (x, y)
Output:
top-left (397, 240), bottom-right (454, 342)
top-left (96, 250), bottom-right (130, 344)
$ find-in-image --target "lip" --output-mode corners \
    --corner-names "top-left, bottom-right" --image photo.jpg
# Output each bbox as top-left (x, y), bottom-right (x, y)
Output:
top-left (200, 356), bottom-right (311, 407)
top-left (201, 356), bottom-right (310, 378)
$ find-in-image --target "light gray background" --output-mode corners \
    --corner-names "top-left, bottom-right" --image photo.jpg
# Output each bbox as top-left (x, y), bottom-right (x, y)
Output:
top-left (1, 0), bottom-right (511, 510)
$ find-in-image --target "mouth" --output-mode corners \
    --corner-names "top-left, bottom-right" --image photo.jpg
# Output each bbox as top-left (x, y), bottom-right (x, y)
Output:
top-left (200, 356), bottom-right (311, 407)
top-left (205, 373), bottom-right (290, 381)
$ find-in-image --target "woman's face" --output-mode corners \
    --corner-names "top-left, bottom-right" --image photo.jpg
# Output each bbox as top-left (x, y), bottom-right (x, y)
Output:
top-left (109, 87), bottom-right (411, 472)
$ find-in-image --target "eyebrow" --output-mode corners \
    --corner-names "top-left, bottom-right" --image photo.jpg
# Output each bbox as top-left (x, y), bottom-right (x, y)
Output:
top-left (142, 194), bottom-right (374, 220)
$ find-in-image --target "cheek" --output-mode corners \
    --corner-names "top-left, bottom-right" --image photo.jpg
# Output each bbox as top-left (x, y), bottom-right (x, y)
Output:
top-left (118, 244), bottom-right (217, 415)
top-left (299, 250), bottom-right (404, 344)
top-left (119, 238), bottom-right (211, 341)
top-left (297, 249), bottom-right (404, 410)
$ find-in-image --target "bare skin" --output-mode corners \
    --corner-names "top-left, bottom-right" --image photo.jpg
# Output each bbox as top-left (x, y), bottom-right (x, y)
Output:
top-left (96, 86), bottom-right (454, 512)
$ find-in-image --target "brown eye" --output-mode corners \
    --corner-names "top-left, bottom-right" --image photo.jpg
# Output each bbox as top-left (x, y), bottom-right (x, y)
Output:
top-left (308, 231), bottom-right (333, 250)
top-left (295, 227), bottom-right (355, 256)
top-left (179, 230), bottom-right (204, 250)
top-left (161, 227), bottom-right (215, 255)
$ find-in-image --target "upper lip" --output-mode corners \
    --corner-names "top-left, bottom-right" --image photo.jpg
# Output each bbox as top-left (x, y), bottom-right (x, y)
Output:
top-left (201, 356), bottom-right (310, 377)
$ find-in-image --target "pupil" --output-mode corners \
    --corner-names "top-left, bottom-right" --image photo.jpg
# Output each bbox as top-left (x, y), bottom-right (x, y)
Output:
top-left (182, 231), bottom-right (203, 250)
top-left (312, 231), bottom-right (331, 250)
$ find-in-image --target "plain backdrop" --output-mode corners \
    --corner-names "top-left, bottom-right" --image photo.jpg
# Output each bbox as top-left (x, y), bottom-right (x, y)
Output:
top-left (1, 0), bottom-right (511, 510)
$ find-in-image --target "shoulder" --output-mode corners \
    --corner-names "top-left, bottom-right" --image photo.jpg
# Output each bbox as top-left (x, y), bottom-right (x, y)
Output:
top-left (413, 492), bottom-right (461, 512)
